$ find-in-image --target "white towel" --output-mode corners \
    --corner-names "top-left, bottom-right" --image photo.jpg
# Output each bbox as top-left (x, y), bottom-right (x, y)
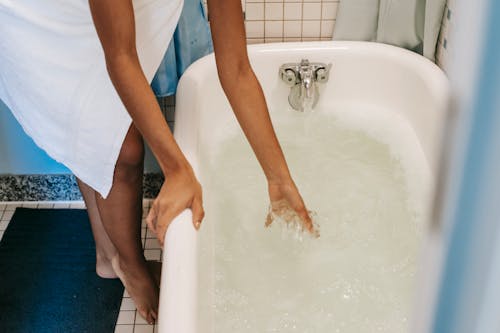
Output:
top-left (0, 0), bottom-right (183, 197)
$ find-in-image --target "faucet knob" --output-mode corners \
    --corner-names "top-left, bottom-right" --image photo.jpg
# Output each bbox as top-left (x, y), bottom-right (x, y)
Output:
top-left (315, 64), bottom-right (332, 83)
top-left (280, 68), bottom-right (298, 86)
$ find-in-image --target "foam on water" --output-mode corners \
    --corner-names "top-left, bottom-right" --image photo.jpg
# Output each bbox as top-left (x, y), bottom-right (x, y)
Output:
top-left (197, 106), bottom-right (432, 333)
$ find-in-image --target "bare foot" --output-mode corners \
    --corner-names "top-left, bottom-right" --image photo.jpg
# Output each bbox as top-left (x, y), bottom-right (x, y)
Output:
top-left (96, 254), bottom-right (118, 279)
top-left (111, 255), bottom-right (159, 324)
top-left (146, 261), bottom-right (162, 287)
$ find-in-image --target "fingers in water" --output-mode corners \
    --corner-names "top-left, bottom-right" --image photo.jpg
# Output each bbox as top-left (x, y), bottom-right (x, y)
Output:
top-left (265, 213), bottom-right (273, 227)
top-left (268, 199), bottom-right (320, 239)
top-left (298, 209), bottom-right (316, 234)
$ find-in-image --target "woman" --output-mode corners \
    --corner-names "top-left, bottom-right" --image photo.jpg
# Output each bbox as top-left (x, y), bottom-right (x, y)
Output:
top-left (0, 0), bottom-right (315, 323)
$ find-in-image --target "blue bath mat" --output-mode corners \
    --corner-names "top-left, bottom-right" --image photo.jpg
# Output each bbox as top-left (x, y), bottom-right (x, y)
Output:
top-left (0, 208), bottom-right (124, 333)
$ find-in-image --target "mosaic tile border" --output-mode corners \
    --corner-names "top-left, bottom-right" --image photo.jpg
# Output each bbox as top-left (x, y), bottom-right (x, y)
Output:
top-left (0, 173), bottom-right (164, 202)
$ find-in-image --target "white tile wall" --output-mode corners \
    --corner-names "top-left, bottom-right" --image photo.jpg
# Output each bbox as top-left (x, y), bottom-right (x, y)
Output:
top-left (245, 3), bottom-right (264, 20)
top-left (244, 0), bottom-right (340, 44)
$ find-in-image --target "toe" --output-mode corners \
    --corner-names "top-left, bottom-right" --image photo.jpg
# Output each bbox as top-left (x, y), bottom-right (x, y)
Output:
top-left (144, 310), bottom-right (155, 325)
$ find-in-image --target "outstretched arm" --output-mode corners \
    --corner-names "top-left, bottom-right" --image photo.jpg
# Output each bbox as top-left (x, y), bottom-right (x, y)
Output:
top-left (207, 0), bottom-right (315, 232)
top-left (88, 0), bottom-right (204, 245)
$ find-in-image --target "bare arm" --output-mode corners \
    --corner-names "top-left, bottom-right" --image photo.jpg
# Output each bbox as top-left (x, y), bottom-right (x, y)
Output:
top-left (207, 0), bottom-right (290, 183)
top-left (88, 0), bottom-right (204, 244)
top-left (88, 0), bottom-right (186, 174)
top-left (208, 0), bottom-right (314, 230)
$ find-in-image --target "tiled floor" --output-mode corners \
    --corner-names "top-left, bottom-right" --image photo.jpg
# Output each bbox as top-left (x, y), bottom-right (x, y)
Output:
top-left (0, 200), bottom-right (162, 333)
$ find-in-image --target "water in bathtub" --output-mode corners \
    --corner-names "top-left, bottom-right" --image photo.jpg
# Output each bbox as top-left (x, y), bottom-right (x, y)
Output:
top-left (197, 105), bottom-right (432, 333)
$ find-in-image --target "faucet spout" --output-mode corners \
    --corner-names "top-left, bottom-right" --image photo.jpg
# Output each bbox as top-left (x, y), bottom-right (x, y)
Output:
top-left (301, 74), bottom-right (314, 99)
top-left (279, 59), bottom-right (332, 112)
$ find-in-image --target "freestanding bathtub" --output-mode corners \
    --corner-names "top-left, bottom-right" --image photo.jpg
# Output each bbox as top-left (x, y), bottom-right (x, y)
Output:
top-left (157, 41), bottom-right (449, 333)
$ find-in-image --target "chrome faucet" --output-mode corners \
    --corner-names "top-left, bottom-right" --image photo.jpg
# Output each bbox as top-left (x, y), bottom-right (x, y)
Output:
top-left (279, 59), bottom-right (332, 112)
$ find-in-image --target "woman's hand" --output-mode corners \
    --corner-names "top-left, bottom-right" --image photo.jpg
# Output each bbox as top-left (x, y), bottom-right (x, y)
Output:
top-left (146, 167), bottom-right (205, 246)
top-left (266, 178), bottom-right (319, 237)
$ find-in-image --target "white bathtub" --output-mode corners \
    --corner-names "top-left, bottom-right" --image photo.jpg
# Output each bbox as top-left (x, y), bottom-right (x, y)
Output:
top-left (158, 41), bottom-right (449, 333)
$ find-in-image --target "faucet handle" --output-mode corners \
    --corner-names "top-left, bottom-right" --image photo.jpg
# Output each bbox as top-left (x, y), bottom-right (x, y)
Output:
top-left (279, 67), bottom-right (298, 86)
top-left (315, 63), bottom-right (332, 83)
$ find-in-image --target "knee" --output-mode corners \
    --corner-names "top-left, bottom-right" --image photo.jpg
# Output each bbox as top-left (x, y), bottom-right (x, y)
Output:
top-left (115, 135), bottom-right (144, 176)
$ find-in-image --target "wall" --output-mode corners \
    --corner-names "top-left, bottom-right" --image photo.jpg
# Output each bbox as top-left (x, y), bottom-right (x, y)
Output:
top-left (243, 0), bottom-right (340, 44)
top-left (0, 100), bottom-right (69, 174)
top-left (0, 97), bottom-right (174, 175)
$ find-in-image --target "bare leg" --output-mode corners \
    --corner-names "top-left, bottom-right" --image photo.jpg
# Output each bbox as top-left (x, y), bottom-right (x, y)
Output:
top-left (77, 179), bottom-right (162, 283)
top-left (93, 125), bottom-right (158, 323)
top-left (76, 179), bottom-right (118, 278)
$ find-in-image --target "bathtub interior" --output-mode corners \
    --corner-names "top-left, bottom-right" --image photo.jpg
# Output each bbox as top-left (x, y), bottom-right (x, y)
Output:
top-left (169, 42), bottom-right (449, 332)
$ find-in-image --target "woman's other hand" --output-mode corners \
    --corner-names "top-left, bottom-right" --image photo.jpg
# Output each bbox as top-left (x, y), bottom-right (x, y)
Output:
top-left (146, 167), bottom-right (204, 246)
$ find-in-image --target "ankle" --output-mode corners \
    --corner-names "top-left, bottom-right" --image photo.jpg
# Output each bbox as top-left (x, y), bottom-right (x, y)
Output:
top-left (95, 252), bottom-right (118, 279)
top-left (111, 253), bottom-right (147, 274)
top-left (96, 249), bottom-right (116, 263)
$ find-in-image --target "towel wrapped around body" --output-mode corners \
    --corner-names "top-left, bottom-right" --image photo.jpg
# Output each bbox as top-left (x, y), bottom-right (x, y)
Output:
top-left (0, 0), bottom-right (183, 197)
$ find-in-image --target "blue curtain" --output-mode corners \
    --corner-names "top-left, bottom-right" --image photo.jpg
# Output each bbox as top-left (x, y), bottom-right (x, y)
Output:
top-left (151, 0), bottom-right (213, 97)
